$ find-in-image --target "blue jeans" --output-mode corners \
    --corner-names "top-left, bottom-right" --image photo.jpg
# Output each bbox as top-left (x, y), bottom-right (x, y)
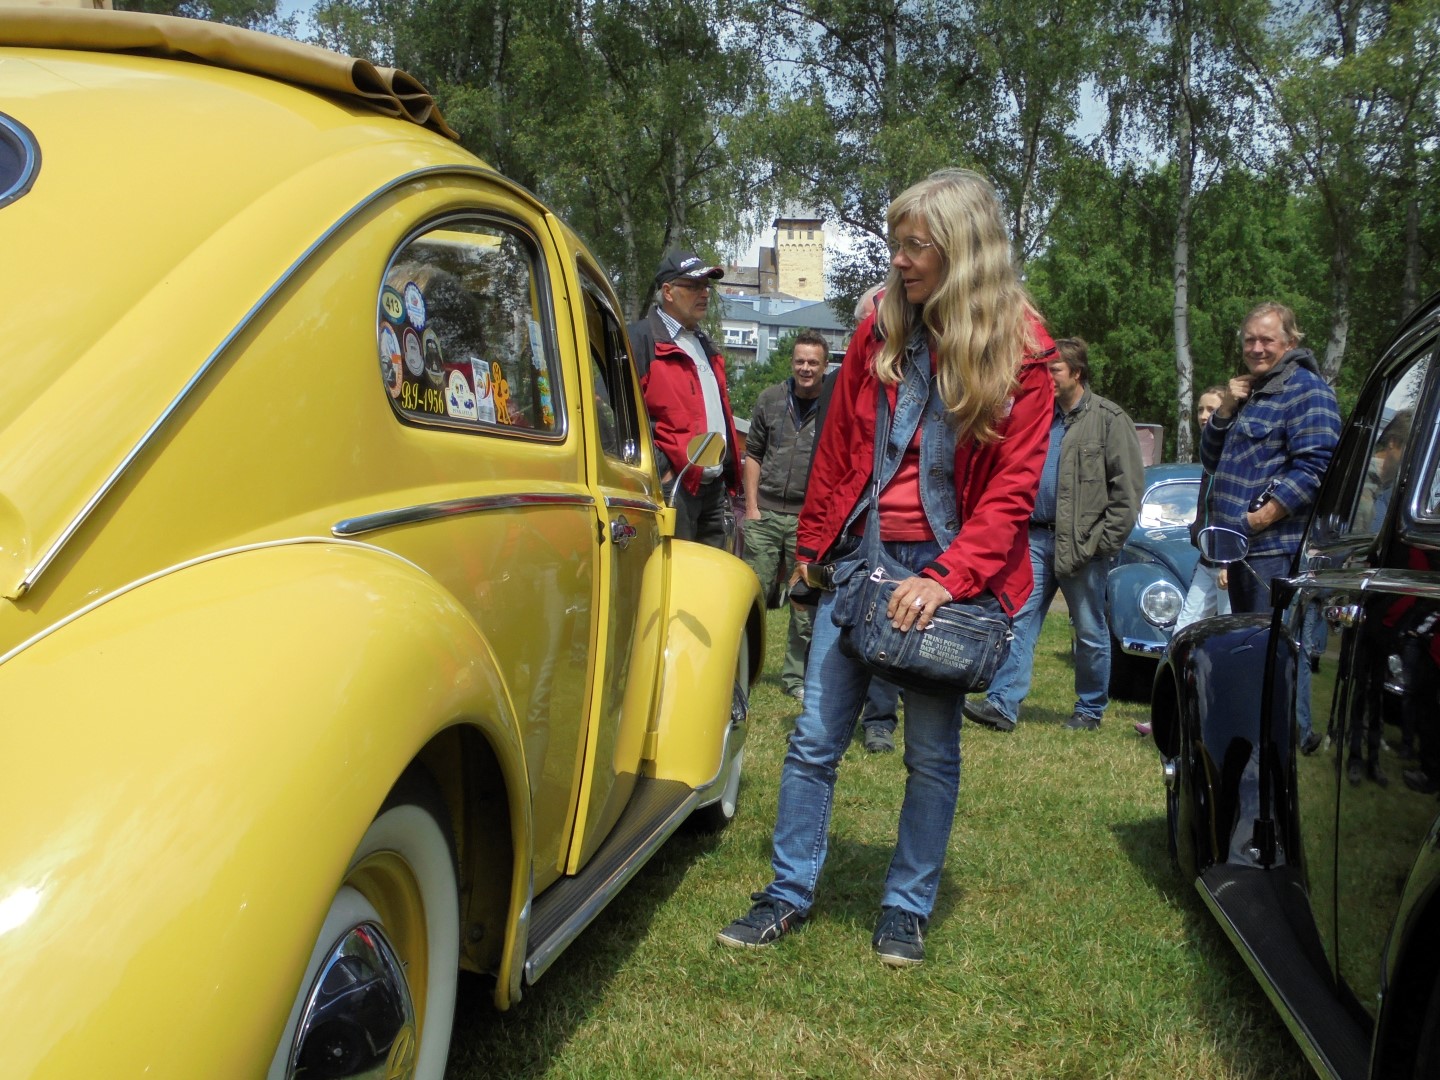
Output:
top-left (985, 528), bottom-right (1112, 723)
top-left (1230, 553), bottom-right (1289, 614)
top-left (763, 539), bottom-right (964, 919)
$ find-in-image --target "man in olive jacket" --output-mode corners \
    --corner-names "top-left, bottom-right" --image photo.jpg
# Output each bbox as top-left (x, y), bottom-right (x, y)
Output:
top-left (963, 337), bottom-right (1144, 732)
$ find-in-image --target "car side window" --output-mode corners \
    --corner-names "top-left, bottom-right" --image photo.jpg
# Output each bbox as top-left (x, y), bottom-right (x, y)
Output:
top-left (378, 219), bottom-right (563, 437)
top-left (1348, 353), bottom-right (1430, 534)
top-left (1137, 480), bottom-right (1198, 529)
top-left (579, 273), bottom-right (642, 465)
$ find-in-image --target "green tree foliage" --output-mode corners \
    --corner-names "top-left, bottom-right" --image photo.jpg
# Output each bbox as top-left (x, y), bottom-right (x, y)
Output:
top-left (310, 0), bottom-right (768, 318)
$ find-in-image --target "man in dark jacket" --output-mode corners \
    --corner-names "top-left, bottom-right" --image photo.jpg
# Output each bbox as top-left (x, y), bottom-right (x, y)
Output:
top-left (964, 337), bottom-right (1144, 732)
top-left (629, 250), bottom-right (743, 547)
top-left (744, 330), bottom-right (826, 699)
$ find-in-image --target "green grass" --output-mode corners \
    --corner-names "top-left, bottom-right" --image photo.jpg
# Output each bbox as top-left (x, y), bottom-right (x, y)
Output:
top-left (445, 610), bottom-right (1311, 1079)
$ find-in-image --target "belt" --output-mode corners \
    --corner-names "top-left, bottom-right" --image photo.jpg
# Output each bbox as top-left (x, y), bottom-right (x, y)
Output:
top-left (1029, 520), bottom-right (1055, 530)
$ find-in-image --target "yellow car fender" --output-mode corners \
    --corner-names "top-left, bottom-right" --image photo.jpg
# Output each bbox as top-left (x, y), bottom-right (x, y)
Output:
top-left (646, 540), bottom-right (763, 788)
top-left (0, 540), bottom-right (533, 1078)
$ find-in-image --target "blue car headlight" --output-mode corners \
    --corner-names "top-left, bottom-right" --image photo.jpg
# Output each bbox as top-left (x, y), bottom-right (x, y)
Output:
top-left (1139, 581), bottom-right (1184, 628)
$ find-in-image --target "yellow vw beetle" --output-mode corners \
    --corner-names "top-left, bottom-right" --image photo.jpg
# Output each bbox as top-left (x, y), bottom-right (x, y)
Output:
top-left (0, 8), bottom-right (762, 1077)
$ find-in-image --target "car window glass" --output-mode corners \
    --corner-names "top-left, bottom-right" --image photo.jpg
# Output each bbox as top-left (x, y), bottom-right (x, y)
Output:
top-left (1351, 353), bottom-right (1429, 533)
top-left (379, 220), bottom-right (561, 436)
top-left (1137, 480), bottom-right (1198, 529)
top-left (580, 273), bottom-right (641, 465)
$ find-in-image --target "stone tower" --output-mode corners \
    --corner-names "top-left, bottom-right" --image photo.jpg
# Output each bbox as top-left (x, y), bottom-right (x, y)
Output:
top-left (773, 208), bottom-right (825, 301)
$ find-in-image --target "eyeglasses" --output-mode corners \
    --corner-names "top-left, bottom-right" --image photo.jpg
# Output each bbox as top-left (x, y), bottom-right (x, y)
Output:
top-left (666, 278), bottom-right (711, 291)
top-left (887, 236), bottom-right (937, 258)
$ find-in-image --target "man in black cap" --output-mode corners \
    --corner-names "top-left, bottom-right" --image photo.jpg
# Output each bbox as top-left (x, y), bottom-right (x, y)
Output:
top-left (629, 250), bottom-right (743, 547)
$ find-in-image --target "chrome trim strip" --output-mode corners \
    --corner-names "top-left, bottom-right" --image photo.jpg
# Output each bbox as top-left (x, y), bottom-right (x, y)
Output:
top-left (333, 492), bottom-right (596, 537)
top-left (1122, 638), bottom-right (1166, 657)
top-left (1, 537), bottom-right (414, 670)
top-left (523, 722), bottom-right (741, 985)
top-left (18, 164), bottom-right (501, 597)
top-left (523, 787), bottom-right (700, 985)
top-left (603, 496), bottom-right (660, 513)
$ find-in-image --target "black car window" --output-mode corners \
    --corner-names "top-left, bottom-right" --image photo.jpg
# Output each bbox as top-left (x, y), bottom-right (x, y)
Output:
top-left (0, 115), bottom-right (39, 209)
top-left (379, 219), bottom-right (563, 438)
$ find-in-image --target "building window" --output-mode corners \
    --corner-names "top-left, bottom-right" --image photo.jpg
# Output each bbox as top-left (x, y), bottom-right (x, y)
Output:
top-left (787, 228), bottom-right (793, 240)
top-left (807, 229), bottom-right (814, 240)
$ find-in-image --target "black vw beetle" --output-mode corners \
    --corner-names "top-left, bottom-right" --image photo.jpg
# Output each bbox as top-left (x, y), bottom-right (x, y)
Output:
top-left (1152, 294), bottom-right (1440, 1079)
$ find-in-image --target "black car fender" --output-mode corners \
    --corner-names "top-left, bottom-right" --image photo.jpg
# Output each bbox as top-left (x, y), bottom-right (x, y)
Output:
top-left (1153, 613), bottom-right (1282, 872)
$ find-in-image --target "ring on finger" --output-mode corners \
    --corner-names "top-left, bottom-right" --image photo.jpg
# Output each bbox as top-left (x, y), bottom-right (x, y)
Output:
top-left (912, 597), bottom-right (925, 609)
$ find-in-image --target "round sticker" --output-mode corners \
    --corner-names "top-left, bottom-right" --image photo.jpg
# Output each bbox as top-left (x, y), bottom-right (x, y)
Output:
top-left (403, 282), bottom-right (427, 330)
top-left (379, 323), bottom-right (403, 398)
top-left (380, 286), bottom-right (406, 324)
top-left (402, 328), bottom-right (424, 376)
top-left (422, 328), bottom-right (445, 387)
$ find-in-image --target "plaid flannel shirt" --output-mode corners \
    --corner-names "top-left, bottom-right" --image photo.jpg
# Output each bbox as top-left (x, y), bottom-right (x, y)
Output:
top-left (1199, 349), bottom-right (1341, 559)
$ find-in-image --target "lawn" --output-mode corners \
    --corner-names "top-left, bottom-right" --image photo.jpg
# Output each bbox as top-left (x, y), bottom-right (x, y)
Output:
top-left (444, 610), bottom-right (1311, 1079)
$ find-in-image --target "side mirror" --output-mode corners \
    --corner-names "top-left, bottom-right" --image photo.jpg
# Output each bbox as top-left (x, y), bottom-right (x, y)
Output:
top-left (1198, 525), bottom-right (1249, 566)
top-left (667, 431), bottom-right (725, 506)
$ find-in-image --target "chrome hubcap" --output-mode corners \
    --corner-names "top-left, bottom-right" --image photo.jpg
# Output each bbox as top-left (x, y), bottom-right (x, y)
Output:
top-left (287, 921), bottom-right (417, 1080)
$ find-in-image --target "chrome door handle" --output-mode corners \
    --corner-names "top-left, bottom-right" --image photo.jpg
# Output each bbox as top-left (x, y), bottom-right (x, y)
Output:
top-left (610, 514), bottom-right (637, 550)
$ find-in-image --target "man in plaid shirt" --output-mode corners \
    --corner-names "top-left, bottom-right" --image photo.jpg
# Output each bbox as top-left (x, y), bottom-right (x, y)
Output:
top-left (1199, 302), bottom-right (1342, 612)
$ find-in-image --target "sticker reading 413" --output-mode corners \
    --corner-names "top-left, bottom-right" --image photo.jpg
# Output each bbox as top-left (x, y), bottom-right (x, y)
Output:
top-left (380, 286), bottom-right (406, 325)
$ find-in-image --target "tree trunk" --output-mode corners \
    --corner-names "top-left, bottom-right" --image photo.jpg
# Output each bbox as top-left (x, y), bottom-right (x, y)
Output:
top-left (1322, 230), bottom-right (1351, 385)
top-left (1171, 0), bottom-right (1196, 462)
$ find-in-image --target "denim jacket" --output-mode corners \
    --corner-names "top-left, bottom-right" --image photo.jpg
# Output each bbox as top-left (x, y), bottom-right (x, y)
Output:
top-left (798, 312), bottom-right (1055, 614)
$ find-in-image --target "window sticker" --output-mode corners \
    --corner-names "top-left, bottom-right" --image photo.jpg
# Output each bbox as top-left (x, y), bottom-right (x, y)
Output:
top-left (379, 221), bottom-right (562, 436)
top-left (403, 281), bottom-right (427, 330)
top-left (528, 319), bottom-right (545, 371)
top-left (381, 286), bottom-right (406, 324)
top-left (446, 369), bottom-right (478, 420)
top-left (402, 328), bottom-right (424, 377)
top-left (379, 323), bottom-right (403, 398)
top-left (422, 327), bottom-right (444, 387)
top-left (472, 358), bottom-right (497, 424)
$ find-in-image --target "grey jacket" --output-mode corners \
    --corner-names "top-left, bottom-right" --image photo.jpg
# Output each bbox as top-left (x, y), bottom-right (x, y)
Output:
top-left (746, 378), bottom-right (821, 514)
top-left (1054, 389), bottom-right (1145, 577)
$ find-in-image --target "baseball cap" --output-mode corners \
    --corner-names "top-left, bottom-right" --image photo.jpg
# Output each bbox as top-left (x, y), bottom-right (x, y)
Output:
top-left (653, 250), bottom-right (724, 292)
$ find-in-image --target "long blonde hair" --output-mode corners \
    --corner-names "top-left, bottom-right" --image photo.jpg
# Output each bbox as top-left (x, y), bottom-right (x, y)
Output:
top-left (874, 168), bottom-right (1039, 444)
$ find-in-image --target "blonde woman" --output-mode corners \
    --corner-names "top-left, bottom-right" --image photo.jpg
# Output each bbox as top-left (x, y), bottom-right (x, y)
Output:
top-left (716, 169), bottom-right (1055, 966)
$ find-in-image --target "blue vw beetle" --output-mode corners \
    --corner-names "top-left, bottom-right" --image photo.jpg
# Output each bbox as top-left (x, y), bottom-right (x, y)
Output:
top-left (1105, 463), bottom-right (1203, 698)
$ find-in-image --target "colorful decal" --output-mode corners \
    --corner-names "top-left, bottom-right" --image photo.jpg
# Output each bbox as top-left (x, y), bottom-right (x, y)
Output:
top-left (400, 380), bottom-right (446, 416)
top-left (445, 369), bottom-right (478, 420)
top-left (472, 357), bottom-right (497, 425)
top-left (492, 361), bottom-right (512, 425)
top-left (527, 319), bottom-right (545, 370)
top-left (536, 370), bottom-right (555, 428)
top-left (422, 328), bottom-right (445, 387)
top-left (402, 328), bottom-right (424, 376)
top-left (380, 286), bottom-right (406, 325)
top-left (379, 322), bottom-right (403, 399)
top-left (403, 281), bottom-right (427, 330)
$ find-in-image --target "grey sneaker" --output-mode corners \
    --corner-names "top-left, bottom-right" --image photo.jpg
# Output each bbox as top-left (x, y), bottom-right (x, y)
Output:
top-left (873, 907), bottom-right (926, 967)
top-left (962, 696), bottom-right (1016, 732)
top-left (862, 722), bottom-right (895, 753)
top-left (787, 686), bottom-right (805, 706)
top-left (1063, 712), bottom-right (1101, 731)
top-left (717, 893), bottom-right (807, 949)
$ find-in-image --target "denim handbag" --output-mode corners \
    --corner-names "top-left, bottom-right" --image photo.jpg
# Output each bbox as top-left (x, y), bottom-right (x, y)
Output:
top-left (830, 380), bottom-right (1013, 695)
